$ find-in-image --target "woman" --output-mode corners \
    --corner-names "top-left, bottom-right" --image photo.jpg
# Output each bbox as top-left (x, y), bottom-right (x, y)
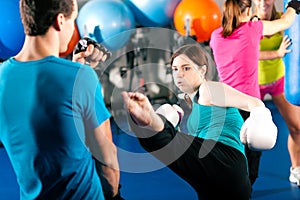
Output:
top-left (122, 44), bottom-right (277, 199)
top-left (209, 0), bottom-right (299, 187)
top-left (253, 0), bottom-right (300, 186)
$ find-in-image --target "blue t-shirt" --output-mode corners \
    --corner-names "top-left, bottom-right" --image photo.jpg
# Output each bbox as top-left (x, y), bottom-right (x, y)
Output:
top-left (187, 102), bottom-right (245, 156)
top-left (0, 56), bottom-right (110, 199)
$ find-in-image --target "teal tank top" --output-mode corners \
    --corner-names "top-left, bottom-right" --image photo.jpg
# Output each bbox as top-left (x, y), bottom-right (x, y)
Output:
top-left (187, 102), bottom-right (245, 156)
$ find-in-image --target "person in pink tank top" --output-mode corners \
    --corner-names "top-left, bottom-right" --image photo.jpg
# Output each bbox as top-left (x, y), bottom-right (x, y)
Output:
top-left (210, 0), bottom-right (300, 192)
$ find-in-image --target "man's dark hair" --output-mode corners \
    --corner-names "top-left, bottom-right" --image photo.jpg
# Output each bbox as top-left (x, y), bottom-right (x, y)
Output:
top-left (20, 0), bottom-right (74, 36)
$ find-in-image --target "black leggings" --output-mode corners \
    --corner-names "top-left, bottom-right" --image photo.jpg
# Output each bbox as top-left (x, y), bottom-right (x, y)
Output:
top-left (129, 116), bottom-right (251, 200)
top-left (239, 110), bottom-right (262, 186)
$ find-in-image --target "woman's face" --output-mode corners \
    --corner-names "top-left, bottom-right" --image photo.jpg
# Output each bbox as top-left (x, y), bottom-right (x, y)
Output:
top-left (171, 54), bottom-right (203, 94)
top-left (253, 0), bottom-right (275, 16)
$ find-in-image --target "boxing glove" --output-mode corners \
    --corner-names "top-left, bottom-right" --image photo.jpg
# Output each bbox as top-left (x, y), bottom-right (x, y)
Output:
top-left (155, 104), bottom-right (184, 131)
top-left (287, 0), bottom-right (300, 14)
top-left (240, 106), bottom-right (278, 151)
top-left (73, 37), bottom-right (112, 60)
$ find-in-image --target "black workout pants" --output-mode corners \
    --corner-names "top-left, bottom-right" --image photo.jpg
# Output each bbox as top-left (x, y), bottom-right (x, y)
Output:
top-left (129, 115), bottom-right (251, 200)
top-left (239, 110), bottom-right (262, 186)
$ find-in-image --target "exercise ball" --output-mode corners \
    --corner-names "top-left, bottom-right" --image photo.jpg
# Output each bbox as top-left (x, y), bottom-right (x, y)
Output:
top-left (284, 0), bottom-right (300, 106)
top-left (0, 0), bottom-right (25, 59)
top-left (124, 0), bottom-right (181, 27)
top-left (59, 23), bottom-right (81, 57)
top-left (76, 0), bottom-right (135, 51)
top-left (173, 0), bottom-right (221, 42)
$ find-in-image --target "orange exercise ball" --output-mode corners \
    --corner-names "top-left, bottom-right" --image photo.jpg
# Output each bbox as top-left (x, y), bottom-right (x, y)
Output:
top-left (59, 23), bottom-right (81, 57)
top-left (173, 0), bottom-right (221, 42)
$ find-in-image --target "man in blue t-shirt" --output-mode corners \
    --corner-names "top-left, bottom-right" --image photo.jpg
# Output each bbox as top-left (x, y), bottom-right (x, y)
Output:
top-left (0, 0), bottom-right (120, 199)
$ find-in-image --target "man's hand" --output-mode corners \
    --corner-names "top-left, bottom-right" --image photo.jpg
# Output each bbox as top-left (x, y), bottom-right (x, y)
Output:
top-left (72, 37), bottom-right (112, 68)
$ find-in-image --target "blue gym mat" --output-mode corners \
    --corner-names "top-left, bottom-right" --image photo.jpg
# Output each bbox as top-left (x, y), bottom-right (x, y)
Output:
top-left (1, 100), bottom-right (299, 199)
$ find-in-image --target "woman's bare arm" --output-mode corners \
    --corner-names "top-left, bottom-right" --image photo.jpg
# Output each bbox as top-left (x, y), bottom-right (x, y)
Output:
top-left (262, 7), bottom-right (296, 36)
top-left (199, 81), bottom-right (265, 111)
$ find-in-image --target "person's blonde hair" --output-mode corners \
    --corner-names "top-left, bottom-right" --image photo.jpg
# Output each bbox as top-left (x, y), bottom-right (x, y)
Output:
top-left (254, 2), bottom-right (281, 20)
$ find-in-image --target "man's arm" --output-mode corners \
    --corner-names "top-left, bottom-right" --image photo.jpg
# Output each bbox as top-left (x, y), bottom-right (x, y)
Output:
top-left (72, 39), bottom-right (119, 197)
top-left (86, 119), bottom-right (120, 197)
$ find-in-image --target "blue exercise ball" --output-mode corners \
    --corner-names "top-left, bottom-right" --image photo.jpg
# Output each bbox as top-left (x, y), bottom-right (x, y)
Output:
top-left (0, 1), bottom-right (25, 59)
top-left (284, 0), bottom-right (300, 106)
top-left (76, 0), bottom-right (135, 51)
top-left (124, 0), bottom-right (182, 27)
